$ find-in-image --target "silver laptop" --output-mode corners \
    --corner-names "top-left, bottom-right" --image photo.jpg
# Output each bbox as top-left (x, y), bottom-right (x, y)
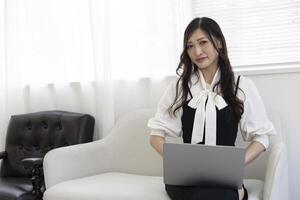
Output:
top-left (163, 143), bottom-right (246, 189)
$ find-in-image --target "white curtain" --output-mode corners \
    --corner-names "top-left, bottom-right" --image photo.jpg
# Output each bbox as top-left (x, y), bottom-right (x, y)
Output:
top-left (0, 0), bottom-right (6, 149)
top-left (0, 0), bottom-right (192, 149)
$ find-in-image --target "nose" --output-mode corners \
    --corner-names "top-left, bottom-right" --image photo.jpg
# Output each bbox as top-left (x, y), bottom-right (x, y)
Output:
top-left (194, 44), bottom-right (203, 56)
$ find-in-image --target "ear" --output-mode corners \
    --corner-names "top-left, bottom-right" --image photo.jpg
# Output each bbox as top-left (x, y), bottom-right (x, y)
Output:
top-left (217, 39), bottom-right (223, 49)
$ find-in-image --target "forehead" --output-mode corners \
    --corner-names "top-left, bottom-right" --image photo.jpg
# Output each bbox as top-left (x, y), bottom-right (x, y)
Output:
top-left (187, 28), bottom-right (208, 43)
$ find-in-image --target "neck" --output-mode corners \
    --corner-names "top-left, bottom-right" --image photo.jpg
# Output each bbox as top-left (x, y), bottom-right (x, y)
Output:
top-left (199, 65), bottom-right (218, 84)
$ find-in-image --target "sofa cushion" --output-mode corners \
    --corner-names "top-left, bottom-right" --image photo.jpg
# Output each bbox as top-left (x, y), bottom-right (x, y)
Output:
top-left (44, 172), bottom-right (264, 200)
top-left (44, 172), bottom-right (168, 200)
top-left (0, 177), bottom-right (33, 200)
top-left (245, 179), bottom-right (264, 200)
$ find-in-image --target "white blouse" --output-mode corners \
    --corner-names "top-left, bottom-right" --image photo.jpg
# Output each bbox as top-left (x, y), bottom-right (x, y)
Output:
top-left (147, 69), bottom-right (275, 149)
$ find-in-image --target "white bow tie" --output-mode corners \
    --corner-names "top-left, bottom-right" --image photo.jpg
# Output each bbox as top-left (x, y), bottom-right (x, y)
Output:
top-left (188, 89), bottom-right (227, 145)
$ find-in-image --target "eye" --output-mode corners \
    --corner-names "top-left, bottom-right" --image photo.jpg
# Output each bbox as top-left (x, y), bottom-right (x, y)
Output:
top-left (186, 44), bottom-right (193, 49)
top-left (199, 41), bottom-right (207, 45)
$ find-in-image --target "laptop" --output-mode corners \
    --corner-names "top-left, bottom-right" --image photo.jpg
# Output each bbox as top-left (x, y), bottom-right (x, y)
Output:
top-left (163, 143), bottom-right (246, 189)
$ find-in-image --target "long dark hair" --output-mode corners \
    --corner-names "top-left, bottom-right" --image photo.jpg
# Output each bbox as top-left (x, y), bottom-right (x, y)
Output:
top-left (168, 17), bottom-right (244, 121)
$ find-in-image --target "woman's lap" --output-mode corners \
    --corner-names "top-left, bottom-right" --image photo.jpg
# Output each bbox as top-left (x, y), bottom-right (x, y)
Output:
top-left (165, 184), bottom-right (245, 200)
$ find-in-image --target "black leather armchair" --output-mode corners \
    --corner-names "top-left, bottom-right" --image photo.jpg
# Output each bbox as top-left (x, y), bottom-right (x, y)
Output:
top-left (0, 111), bottom-right (95, 200)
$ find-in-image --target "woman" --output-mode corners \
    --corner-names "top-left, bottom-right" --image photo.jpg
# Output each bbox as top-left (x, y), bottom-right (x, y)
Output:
top-left (148, 17), bottom-right (275, 200)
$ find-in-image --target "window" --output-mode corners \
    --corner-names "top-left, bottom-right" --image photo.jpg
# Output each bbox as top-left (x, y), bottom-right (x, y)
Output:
top-left (192, 0), bottom-right (300, 69)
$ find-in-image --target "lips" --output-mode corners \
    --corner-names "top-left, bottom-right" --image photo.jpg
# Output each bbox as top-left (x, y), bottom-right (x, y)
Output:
top-left (195, 57), bottom-right (207, 63)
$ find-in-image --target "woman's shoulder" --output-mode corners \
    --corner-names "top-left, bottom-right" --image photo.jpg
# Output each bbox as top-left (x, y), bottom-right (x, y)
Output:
top-left (235, 74), bottom-right (256, 89)
top-left (165, 76), bottom-right (180, 90)
top-left (159, 76), bottom-right (181, 98)
top-left (235, 75), bottom-right (260, 101)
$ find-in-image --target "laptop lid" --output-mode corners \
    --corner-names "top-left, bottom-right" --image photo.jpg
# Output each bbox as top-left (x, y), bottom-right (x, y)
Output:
top-left (163, 143), bottom-right (246, 189)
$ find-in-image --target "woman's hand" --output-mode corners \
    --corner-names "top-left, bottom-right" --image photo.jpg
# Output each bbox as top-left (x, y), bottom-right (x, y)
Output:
top-left (238, 187), bottom-right (245, 200)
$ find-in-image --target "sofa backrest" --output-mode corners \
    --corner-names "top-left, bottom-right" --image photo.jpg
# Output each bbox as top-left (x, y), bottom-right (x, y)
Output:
top-left (105, 108), bottom-right (283, 180)
top-left (105, 108), bottom-right (163, 176)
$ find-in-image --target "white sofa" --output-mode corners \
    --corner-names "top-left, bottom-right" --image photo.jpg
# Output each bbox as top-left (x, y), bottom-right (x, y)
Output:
top-left (43, 108), bottom-right (289, 200)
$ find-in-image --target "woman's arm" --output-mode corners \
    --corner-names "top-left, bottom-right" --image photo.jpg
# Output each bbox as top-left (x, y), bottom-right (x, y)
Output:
top-left (244, 141), bottom-right (265, 165)
top-left (240, 141), bottom-right (265, 199)
top-left (149, 135), bottom-right (165, 157)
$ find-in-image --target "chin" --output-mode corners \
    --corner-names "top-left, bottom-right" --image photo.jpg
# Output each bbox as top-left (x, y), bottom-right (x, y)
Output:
top-left (195, 64), bottom-right (210, 70)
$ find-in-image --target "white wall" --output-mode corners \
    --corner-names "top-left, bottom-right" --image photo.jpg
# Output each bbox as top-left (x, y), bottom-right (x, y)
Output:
top-left (243, 71), bottom-right (300, 200)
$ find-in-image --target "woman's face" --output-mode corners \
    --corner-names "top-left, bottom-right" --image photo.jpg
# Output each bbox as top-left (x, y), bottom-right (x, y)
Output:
top-left (186, 28), bottom-right (220, 72)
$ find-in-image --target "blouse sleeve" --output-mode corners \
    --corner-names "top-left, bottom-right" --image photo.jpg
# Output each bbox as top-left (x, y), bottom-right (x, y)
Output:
top-left (147, 78), bottom-right (183, 138)
top-left (238, 76), bottom-right (276, 150)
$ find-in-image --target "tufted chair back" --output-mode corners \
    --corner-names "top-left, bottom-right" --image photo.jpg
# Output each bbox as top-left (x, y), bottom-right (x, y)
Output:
top-left (0, 110), bottom-right (95, 178)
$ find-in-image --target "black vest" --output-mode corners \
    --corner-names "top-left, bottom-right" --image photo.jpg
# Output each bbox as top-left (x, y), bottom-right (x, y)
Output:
top-left (181, 76), bottom-right (241, 146)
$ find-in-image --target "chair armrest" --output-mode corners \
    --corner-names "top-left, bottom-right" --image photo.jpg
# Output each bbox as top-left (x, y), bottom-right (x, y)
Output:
top-left (21, 157), bottom-right (44, 168)
top-left (43, 139), bottom-right (112, 189)
top-left (0, 151), bottom-right (7, 159)
top-left (21, 157), bottom-right (44, 199)
top-left (263, 142), bottom-right (289, 200)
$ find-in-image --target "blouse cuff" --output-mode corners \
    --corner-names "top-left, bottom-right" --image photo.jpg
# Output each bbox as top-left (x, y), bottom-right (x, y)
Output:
top-left (253, 134), bottom-right (269, 150)
top-left (150, 129), bottom-right (166, 138)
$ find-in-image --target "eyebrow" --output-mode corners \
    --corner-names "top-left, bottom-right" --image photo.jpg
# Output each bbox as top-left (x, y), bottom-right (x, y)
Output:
top-left (187, 37), bottom-right (208, 44)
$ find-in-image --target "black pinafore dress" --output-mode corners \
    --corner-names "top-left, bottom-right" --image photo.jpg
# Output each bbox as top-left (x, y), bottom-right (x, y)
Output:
top-left (165, 76), bottom-right (248, 200)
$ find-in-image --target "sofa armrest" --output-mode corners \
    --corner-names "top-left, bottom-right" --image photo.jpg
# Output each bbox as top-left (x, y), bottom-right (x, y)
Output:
top-left (0, 151), bottom-right (7, 159)
top-left (43, 139), bottom-right (112, 189)
top-left (263, 142), bottom-right (289, 200)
